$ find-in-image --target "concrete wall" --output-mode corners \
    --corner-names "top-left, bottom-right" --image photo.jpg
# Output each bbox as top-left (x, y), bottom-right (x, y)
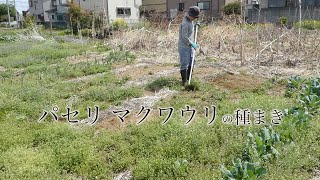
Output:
top-left (73, 0), bottom-right (142, 25)
top-left (43, 0), bottom-right (52, 22)
top-left (225, 0), bottom-right (239, 4)
top-left (167, 0), bottom-right (225, 19)
top-left (108, 0), bottom-right (142, 25)
top-left (75, 0), bottom-right (107, 13)
top-left (57, 5), bottom-right (68, 14)
top-left (261, 0), bottom-right (269, 9)
top-left (29, 0), bottom-right (59, 22)
top-left (29, 0), bottom-right (46, 22)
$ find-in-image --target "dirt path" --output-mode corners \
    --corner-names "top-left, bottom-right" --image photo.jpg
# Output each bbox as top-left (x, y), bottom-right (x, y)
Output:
top-left (70, 48), bottom-right (318, 131)
top-left (312, 170), bottom-right (320, 180)
top-left (0, 66), bottom-right (6, 72)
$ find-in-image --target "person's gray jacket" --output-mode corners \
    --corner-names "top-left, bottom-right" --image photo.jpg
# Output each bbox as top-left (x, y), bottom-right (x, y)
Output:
top-left (178, 16), bottom-right (194, 48)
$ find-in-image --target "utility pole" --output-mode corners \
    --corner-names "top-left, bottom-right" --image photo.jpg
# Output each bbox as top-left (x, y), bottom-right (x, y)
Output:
top-left (50, 15), bottom-right (53, 34)
top-left (14, 0), bottom-right (19, 28)
top-left (6, 0), bottom-right (11, 28)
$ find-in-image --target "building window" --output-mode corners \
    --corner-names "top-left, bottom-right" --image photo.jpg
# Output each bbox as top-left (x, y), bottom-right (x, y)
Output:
top-left (29, 0), bottom-right (33, 7)
top-left (286, 0), bottom-right (296, 7)
top-left (117, 7), bottom-right (131, 16)
top-left (303, 0), bottom-right (316, 6)
top-left (178, 3), bottom-right (184, 11)
top-left (51, 15), bottom-right (54, 20)
top-left (57, 14), bottom-right (63, 21)
top-left (197, 1), bottom-right (210, 10)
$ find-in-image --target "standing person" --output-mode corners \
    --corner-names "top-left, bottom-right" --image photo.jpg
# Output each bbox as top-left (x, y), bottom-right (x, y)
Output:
top-left (178, 6), bottom-right (200, 86)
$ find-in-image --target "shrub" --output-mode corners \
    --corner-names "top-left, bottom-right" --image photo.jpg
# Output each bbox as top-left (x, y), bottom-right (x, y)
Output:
top-left (294, 20), bottom-right (320, 30)
top-left (68, 2), bottom-right (93, 34)
top-left (112, 18), bottom-right (128, 30)
top-left (24, 15), bottom-right (36, 28)
top-left (81, 28), bottom-right (92, 37)
top-left (64, 29), bottom-right (72, 35)
top-left (278, 16), bottom-right (288, 26)
top-left (224, 2), bottom-right (241, 15)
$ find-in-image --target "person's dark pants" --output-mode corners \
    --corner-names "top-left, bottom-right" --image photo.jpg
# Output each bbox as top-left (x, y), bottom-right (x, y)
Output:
top-left (178, 46), bottom-right (194, 85)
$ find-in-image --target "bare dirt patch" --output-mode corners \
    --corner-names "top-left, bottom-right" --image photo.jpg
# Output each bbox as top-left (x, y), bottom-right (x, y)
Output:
top-left (96, 110), bottom-right (159, 131)
top-left (117, 64), bottom-right (174, 80)
top-left (0, 66), bottom-right (6, 72)
top-left (268, 84), bottom-right (287, 96)
top-left (210, 73), bottom-right (267, 91)
top-left (311, 169), bottom-right (320, 180)
top-left (77, 88), bottom-right (177, 130)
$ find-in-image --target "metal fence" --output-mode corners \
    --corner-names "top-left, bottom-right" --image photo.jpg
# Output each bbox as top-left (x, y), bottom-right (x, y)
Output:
top-left (42, 22), bottom-right (69, 29)
top-left (247, 7), bottom-right (320, 23)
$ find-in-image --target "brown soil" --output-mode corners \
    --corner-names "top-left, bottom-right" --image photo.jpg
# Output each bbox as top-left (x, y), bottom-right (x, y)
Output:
top-left (117, 64), bottom-right (174, 80)
top-left (268, 84), bottom-right (287, 96)
top-left (96, 110), bottom-right (159, 130)
top-left (210, 73), bottom-right (267, 91)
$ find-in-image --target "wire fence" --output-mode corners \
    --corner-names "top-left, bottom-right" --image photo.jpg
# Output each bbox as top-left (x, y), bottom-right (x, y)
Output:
top-left (247, 7), bottom-right (320, 23)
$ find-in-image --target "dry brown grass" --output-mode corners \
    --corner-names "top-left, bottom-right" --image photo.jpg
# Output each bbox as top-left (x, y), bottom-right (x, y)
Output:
top-left (95, 17), bottom-right (320, 79)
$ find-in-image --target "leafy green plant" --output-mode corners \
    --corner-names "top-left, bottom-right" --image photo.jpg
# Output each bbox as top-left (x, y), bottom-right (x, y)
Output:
top-left (285, 77), bottom-right (320, 116)
top-left (112, 18), bottom-right (128, 31)
top-left (221, 158), bottom-right (267, 180)
top-left (224, 2), bottom-right (241, 15)
top-left (294, 20), bottom-right (320, 30)
top-left (247, 126), bottom-right (281, 161)
top-left (0, 34), bottom-right (19, 42)
top-left (279, 17), bottom-right (288, 26)
top-left (284, 107), bottom-right (313, 125)
top-left (106, 50), bottom-right (136, 64)
top-left (285, 76), bottom-right (304, 97)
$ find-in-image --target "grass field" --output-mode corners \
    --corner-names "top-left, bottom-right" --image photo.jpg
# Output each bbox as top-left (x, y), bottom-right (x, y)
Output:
top-left (0, 28), bottom-right (319, 179)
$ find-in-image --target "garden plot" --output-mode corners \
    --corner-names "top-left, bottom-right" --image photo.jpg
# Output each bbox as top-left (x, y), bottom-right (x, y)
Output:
top-left (0, 25), bottom-right (319, 180)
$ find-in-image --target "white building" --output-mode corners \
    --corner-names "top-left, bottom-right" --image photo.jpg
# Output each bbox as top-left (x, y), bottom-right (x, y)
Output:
top-left (28, 0), bottom-right (142, 26)
top-left (74, 0), bottom-right (142, 25)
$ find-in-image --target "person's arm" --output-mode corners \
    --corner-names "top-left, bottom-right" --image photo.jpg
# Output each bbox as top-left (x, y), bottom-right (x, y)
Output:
top-left (181, 24), bottom-right (193, 46)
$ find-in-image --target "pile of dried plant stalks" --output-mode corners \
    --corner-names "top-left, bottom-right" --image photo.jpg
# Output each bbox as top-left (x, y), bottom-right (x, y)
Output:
top-left (106, 19), bottom-right (320, 75)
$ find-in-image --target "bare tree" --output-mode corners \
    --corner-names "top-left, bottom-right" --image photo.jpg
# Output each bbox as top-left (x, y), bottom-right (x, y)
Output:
top-left (298, 0), bottom-right (302, 55)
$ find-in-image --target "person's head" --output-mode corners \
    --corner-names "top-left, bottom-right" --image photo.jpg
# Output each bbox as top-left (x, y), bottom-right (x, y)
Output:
top-left (188, 6), bottom-right (200, 21)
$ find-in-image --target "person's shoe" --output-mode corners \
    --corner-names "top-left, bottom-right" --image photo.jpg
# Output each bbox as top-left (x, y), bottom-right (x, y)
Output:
top-left (180, 69), bottom-right (187, 86)
top-left (187, 66), bottom-right (191, 81)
